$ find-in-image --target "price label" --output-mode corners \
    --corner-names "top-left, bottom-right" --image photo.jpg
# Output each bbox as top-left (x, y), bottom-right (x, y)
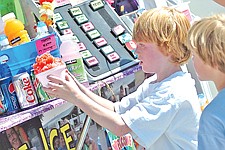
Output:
top-left (75, 14), bottom-right (88, 24)
top-left (35, 35), bottom-right (57, 55)
top-left (69, 7), bottom-right (83, 16)
top-left (56, 21), bottom-right (69, 30)
top-left (90, 0), bottom-right (104, 11)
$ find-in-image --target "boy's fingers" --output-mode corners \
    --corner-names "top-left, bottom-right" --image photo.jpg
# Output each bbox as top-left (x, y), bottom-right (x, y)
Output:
top-left (47, 75), bottom-right (67, 85)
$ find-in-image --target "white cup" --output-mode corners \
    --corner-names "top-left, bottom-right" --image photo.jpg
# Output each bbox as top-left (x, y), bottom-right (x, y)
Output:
top-left (36, 64), bottom-right (67, 87)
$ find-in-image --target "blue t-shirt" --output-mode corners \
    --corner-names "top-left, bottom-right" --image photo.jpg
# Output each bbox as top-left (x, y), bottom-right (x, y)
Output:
top-left (198, 88), bottom-right (225, 150)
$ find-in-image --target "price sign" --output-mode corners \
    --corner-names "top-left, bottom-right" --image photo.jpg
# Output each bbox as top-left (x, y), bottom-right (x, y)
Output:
top-left (35, 35), bottom-right (57, 55)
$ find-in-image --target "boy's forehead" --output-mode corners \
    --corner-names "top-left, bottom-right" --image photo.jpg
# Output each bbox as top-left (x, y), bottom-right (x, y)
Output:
top-left (136, 42), bottom-right (156, 47)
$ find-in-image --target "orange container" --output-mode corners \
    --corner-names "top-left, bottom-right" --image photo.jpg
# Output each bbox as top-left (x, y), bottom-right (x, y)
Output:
top-left (2, 12), bottom-right (31, 46)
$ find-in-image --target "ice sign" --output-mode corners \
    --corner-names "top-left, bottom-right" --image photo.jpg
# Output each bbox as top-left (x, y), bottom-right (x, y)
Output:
top-left (90, 0), bottom-right (104, 11)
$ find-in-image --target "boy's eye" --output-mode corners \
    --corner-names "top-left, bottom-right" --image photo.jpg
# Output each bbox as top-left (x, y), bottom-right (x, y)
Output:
top-left (138, 43), bottom-right (145, 48)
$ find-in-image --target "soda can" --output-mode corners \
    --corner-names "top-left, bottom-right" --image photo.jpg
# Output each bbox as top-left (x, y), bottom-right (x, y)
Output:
top-left (30, 70), bottom-right (50, 103)
top-left (0, 76), bottom-right (20, 114)
top-left (12, 72), bottom-right (39, 109)
top-left (0, 88), bottom-right (6, 114)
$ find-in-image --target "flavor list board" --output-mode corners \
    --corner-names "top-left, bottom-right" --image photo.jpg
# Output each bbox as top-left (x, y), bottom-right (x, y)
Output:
top-left (54, 0), bottom-right (138, 82)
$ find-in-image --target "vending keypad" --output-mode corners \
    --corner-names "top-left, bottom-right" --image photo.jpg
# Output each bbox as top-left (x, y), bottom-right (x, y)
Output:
top-left (54, 0), bottom-right (138, 81)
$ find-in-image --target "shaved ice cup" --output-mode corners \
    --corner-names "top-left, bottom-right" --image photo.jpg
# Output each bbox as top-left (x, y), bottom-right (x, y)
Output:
top-left (36, 64), bottom-right (67, 87)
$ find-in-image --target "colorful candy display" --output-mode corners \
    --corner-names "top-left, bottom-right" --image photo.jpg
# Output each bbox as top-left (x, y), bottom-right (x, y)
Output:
top-left (39, 0), bottom-right (55, 27)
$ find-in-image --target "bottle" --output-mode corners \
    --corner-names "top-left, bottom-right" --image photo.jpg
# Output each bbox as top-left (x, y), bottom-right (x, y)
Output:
top-left (60, 37), bottom-right (88, 86)
top-left (35, 21), bottom-right (50, 39)
top-left (0, 34), bottom-right (12, 50)
top-left (2, 12), bottom-right (31, 46)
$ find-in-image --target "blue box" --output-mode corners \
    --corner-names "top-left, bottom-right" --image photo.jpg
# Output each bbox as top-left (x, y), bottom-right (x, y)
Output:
top-left (0, 32), bottom-right (61, 76)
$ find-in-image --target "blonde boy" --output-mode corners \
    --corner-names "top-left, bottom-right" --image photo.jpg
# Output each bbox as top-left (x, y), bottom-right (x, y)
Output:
top-left (187, 14), bottom-right (225, 149)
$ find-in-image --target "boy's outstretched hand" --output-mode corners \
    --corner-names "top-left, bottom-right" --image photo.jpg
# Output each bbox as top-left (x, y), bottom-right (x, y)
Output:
top-left (43, 70), bottom-right (84, 103)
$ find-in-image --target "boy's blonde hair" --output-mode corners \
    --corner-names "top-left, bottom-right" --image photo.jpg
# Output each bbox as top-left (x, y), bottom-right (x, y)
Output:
top-left (133, 7), bottom-right (191, 65)
top-left (187, 14), bottom-right (225, 73)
